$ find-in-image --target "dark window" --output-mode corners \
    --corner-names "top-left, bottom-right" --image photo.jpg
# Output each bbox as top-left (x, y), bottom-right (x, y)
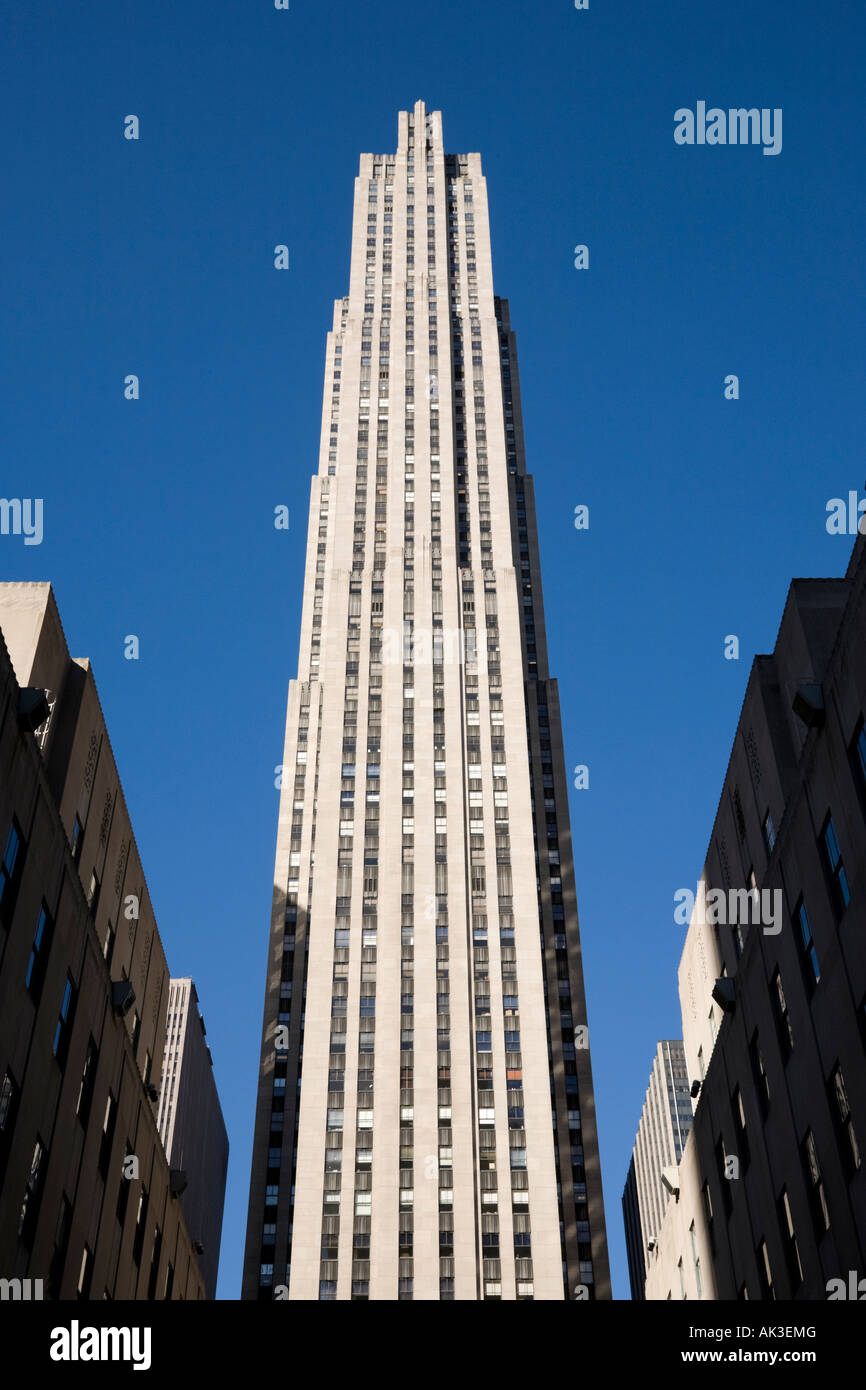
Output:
top-left (800, 1130), bottom-right (830, 1235)
top-left (75, 1038), bottom-right (99, 1128)
top-left (98, 1093), bottom-right (117, 1179)
top-left (732, 1087), bottom-right (750, 1172)
top-left (76, 1244), bottom-right (93, 1299)
top-left (702, 1182), bottom-right (715, 1253)
top-left (53, 976), bottom-right (76, 1066)
top-left (756, 1238), bottom-right (775, 1300)
top-left (762, 811), bottom-right (776, 854)
top-left (849, 716), bottom-right (866, 804)
top-left (771, 970), bottom-right (794, 1059)
top-left (132, 1184), bottom-right (149, 1266)
top-left (25, 902), bottom-right (54, 1001)
top-left (70, 815), bottom-right (84, 863)
top-left (87, 871), bottom-right (100, 916)
top-left (820, 815), bottom-right (850, 918)
top-left (147, 1227), bottom-right (162, 1300)
top-left (18, 1137), bottom-right (47, 1246)
top-left (0, 1069), bottom-right (21, 1185)
top-left (48, 1196), bottom-right (72, 1298)
top-left (777, 1189), bottom-right (803, 1291)
top-left (116, 1147), bottom-right (133, 1227)
top-left (749, 1031), bottom-right (771, 1116)
top-left (715, 1136), bottom-right (733, 1217)
top-left (795, 898), bottom-right (820, 986)
top-left (0, 819), bottom-right (24, 924)
top-left (829, 1064), bottom-right (861, 1176)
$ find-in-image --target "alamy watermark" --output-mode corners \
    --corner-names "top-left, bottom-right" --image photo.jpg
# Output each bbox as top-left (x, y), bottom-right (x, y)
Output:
top-left (674, 103), bottom-right (782, 156)
top-left (674, 881), bottom-right (782, 935)
top-left (0, 498), bottom-right (43, 545)
top-left (826, 492), bottom-right (866, 535)
top-left (381, 627), bottom-right (477, 665)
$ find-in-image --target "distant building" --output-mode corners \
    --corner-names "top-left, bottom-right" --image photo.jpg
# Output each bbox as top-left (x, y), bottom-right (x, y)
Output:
top-left (622, 1157), bottom-right (645, 1300)
top-left (646, 536), bottom-right (866, 1299)
top-left (622, 1041), bottom-right (693, 1298)
top-left (157, 979), bottom-right (228, 1298)
top-left (0, 583), bottom-right (207, 1298)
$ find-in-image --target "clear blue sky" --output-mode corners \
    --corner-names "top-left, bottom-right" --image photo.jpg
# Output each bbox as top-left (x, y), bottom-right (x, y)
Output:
top-left (2, 0), bottom-right (864, 1299)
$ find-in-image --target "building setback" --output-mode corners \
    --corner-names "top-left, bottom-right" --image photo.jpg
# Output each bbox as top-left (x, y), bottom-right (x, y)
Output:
top-left (646, 534), bottom-right (866, 1300)
top-left (0, 583), bottom-right (206, 1299)
top-left (243, 102), bottom-right (610, 1301)
top-left (622, 1040), bottom-right (693, 1299)
top-left (157, 979), bottom-right (229, 1299)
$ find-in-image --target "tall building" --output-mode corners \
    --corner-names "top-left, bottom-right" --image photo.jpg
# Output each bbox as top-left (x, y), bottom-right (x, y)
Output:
top-left (157, 979), bottom-right (229, 1298)
top-left (0, 583), bottom-right (207, 1299)
top-left (622, 1040), bottom-right (693, 1299)
top-left (243, 102), bottom-right (609, 1302)
top-left (645, 534), bottom-right (866, 1300)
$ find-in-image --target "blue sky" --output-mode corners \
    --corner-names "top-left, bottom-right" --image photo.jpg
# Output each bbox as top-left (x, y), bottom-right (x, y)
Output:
top-left (2, 0), bottom-right (864, 1298)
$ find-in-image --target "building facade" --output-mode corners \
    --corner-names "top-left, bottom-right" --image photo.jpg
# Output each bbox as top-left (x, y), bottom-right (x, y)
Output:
top-left (622, 1040), bottom-right (693, 1299)
top-left (157, 979), bottom-right (229, 1298)
top-left (0, 583), bottom-right (207, 1299)
top-left (646, 535), bottom-right (866, 1299)
top-left (242, 102), bottom-right (609, 1301)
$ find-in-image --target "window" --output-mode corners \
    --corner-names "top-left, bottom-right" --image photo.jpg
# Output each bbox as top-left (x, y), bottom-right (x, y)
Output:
top-left (0, 1070), bottom-right (20, 1186)
top-left (801, 1130), bottom-right (830, 1234)
top-left (849, 716), bottom-right (866, 800)
top-left (771, 970), bottom-right (794, 1059)
top-left (48, 1195), bottom-right (72, 1299)
top-left (777, 1189), bottom-right (802, 1290)
top-left (795, 898), bottom-right (820, 985)
top-left (715, 1136), bottom-right (733, 1217)
top-left (829, 1064), bottom-right (861, 1175)
top-left (77, 1244), bottom-right (94, 1300)
top-left (821, 815), bottom-right (850, 917)
top-left (0, 1070), bottom-right (18, 1136)
top-left (53, 976), bottom-right (76, 1066)
top-left (0, 819), bottom-right (23, 922)
top-left (25, 902), bottom-right (53, 1000)
top-left (18, 1137), bottom-right (46, 1245)
top-left (87, 871), bottom-right (100, 916)
top-left (732, 1087), bottom-right (750, 1171)
top-left (132, 1185), bottom-right (149, 1266)
top-left (70, 815), bottom-right (84, 863)
top-left (762, 811), bottom-right (776, 854)
top-left (756, 1238), bottom-right (775, 1300)
top-left (76, 1038), bottom-right (99, 1127)
top-left (702, 1183), bottom-right (715, 1253)
top-left (749, 1031), bottom-right (771, 1116)
top-left (99, 1093), bottom-right (117, 1179)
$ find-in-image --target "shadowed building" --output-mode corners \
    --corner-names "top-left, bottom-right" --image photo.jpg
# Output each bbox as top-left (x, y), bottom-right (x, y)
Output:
top-left (646, 535), bottom-right (866, 1300)
top-left (623, 1041), bottom-right (693, 1299)
top-left (157, 979), bottom-right (228, 1299)
top-left (0, 583), bottom-right (209, 1299)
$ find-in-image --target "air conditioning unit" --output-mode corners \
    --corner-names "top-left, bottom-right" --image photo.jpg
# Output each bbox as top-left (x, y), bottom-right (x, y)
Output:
top-left (111, 980), bottom-right (136, 1017)
top-left (17, 688), bottom-right (51, 733)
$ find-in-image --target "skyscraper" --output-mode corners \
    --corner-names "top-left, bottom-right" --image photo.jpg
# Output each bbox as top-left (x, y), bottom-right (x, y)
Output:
top-left (622, 1040), bottom-right (693, 1299)
top-left (243, 102), bottom-right (609, 1301)
top-left (157, 979), bottom-right (229, 1299)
